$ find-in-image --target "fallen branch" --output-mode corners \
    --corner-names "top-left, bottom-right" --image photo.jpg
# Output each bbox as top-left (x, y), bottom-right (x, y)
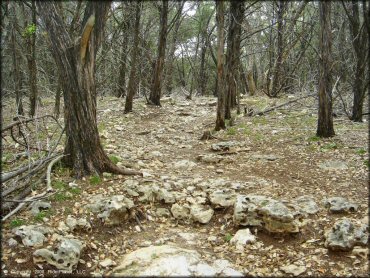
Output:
top-left (1, 154), bottom-right (59, 184)
top-left (253, 93), bottom-right (316, 116)
top-left (46, 154), bottom-right (65, 192)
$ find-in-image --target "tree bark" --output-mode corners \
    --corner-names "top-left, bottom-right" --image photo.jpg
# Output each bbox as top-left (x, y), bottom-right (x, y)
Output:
top-left (316, 1), bottom-right (335, 137)
top-left (225, 1), bottom-right (244, 119)
top-left (10, 3), bottom-right (24, 116)
top-left (149, 0), bottom-right (168, 106)
top-left (116, 3), bottom-right (131, 98)
top-left (124, 1), bottom-right (142, 113)
top-left (215, 0), bottom-right (226, 131)
top-left (21, 1), bottom-right (39, 117)
top-left (271, 1), bottom-right (287, 98)
top-left (346, 1), bottom-right (368, 122)
top-left (37, 1), bottom-right (139, 178)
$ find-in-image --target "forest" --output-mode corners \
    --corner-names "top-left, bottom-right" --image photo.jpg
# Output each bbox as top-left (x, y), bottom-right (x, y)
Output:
top-left (1, 1), bottom-right (369, 277)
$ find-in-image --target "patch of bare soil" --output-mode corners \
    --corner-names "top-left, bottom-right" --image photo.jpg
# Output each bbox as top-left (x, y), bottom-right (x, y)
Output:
top-left (1, 95), bottom-right (368, 277)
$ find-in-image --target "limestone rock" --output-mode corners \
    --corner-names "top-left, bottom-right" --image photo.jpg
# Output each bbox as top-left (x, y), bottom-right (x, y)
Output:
top-left (323, 197), bottom-right (358, 213)
top-left (250, 154), bottom-right (280, 161)
top-left (8, 238), bottom-right (18, 247)
top-left (281, 264), bottom-right (306, 276)
top-left (209, 189), bottom-right (236, 207)
top-left (233, 195), bottom-right (304, 233)
top-left (171, 203), bottom-right (190, 220)
top-left (29, 201), bottom-right (51, 216)
top-left (319, 160), bottom-right (348, 170)
top-left (12, 224), bottom-right (53, 247)
top-left (33, 237), bottom-right (84, 271)
top-left (324, 218), bottom-right (368, 251)
top-left (230, 229), bottom-right (256, 250)
top-left (190, 204), bottom-right (214, 224)
top-left (211, 141), bottom-right (236, 151)
top-left (155, 208), bottom-right (171, 218)
top-left (85, 194), bottom-right (134, 225)
top-left (66, 215), bottom-right (91, 231)
top-left (110, 245), bottom-right (242, 277)
top-left (174, 160), bottom-right (197, 170)
top-left (294, 195), bottom-right (320, 215)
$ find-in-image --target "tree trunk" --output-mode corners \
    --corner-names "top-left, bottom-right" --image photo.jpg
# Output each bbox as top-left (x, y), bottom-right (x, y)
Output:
top-left (37, 1), bottom-right (138, 178)
top-left (53, 78), bottom-right (61, 118)
top-left (165, 1), bottom-right (184, 94)
top-left (11, 9), bottom-right (24, 116)
top-left (346, 1), bottom-right (368, 122)
top-left (215, 0), bottom-right (226, 131)
top-left (124, 1), bottom-right (142, 113)
top-left (149, 0), bottom-right (168, 106)
top-left (225, 1), bottom-right (244, 119)
top-left (271, 1), bottom-right (287, 98)
top-left (21, 1), bottom-right (39, 117)
top-left (316, 1), bottom-right (335, 138)
top-left (116, 4), bottom-right (131, 98)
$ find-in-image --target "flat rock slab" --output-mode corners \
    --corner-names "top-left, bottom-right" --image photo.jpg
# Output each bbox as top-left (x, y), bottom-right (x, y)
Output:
top-left (250, 154), bottom-right (280, 161)
top-left (325, 218), bottom-right (368, 251)
top-left (323, 197), bottom-right (358, 213)
top-left (319, 160), bottom-right (348, 170)
top-left (85, 194), bottom-right (134, 225)
top-left (12, 224), bottom-right (53, 247)
top-left (110, 245), bottom-right (243, 277)
top-left (233, 195), bottom-right (304, 233)
top-left (211, 141), bottom-right (237, 151)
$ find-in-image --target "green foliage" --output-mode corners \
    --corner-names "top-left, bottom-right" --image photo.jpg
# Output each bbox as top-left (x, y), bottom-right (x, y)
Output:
top-left (89, 175), bottom-right (102, 185)
top-left (308, 135), bottom-right (320, 142)
top-left (52, 192), bottom-right (69, 202)
top-left (321, 142), bottom-right (338, 150)
top-left (69, 187), bottom-right (81, 195)
top-left (364, 160), bottom-right (370, 168)
top-left (34, 210), bottom-right (53, 222)
top-left (109, 155), bottom-right (120, 165)
top-left (23, 24), bottom-right (36, 37)
top-left (10, 218), bottom-right (25, 228)
top-left (52, 180), bottom-right (67, 190)
top-left (224, 233), bottom-right (232, 242)
top-left (227, 127), bottom-right (237, 136)
top-left (356, 148), bottom-right (366, 155)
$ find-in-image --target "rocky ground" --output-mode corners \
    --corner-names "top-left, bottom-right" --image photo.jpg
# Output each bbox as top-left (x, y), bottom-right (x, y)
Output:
top-left (1, 94), bottom-right (369, 277)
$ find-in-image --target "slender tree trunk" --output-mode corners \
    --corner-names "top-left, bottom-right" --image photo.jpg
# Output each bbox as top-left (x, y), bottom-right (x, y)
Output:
top-left (271, 0), bottom-right (286, 98)
top-left (54, 78), bottom-right (61, 118)
top-left (317, 1), bottom-right (335, 137)
top-left (116, 4), bottom-right (131, 98)
top-left (149, 0), bottom-right (168, 106)
top-left (347, 1), bottom-right (368, 122)
top-left (124, 1), bottom-right (142, 113)
top-left (225, 1), bottom-right (244, 119)
top-left (11, 13), bottom-right (24, 116)
top-left (37, 1), bottom-right (138, 178)
top-left (165, 1), bottom-right (184, 94)
top-left (215, 0), bottom-right (226, 131)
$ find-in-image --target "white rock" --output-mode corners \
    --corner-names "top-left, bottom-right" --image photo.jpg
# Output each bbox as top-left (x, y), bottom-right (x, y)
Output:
top-left (100, 258), bottom-right (114, 268)
top-left (171, 203), bottom-right (190, 220)
top-left (174, 160), bottom-right (197, 170)
top-left (230, 229), bottom-right (256, 250)
top-left (281, 264), bottom-right (306, 276)
top-left (190, 204), bottom-right (214, 224)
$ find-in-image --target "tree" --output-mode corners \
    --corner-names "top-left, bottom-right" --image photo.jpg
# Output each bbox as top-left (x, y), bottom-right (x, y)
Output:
top-left (214, 0), bottom-right (226, 131)
top-left (37, 1), bottom-right (140, 177)
top-left (116, 3), bottom-right (131, 98)
top-left (316, 1), bottom-right (335, 137)
top-left (149, 0), bottom-right (168, 106)
top-left (10, 3), bottom-right (24, 116)
top-left (225, 1), bottom-right (244, 119)
top-left (124, 1), bottom-right (142, 113)
top-left (342, 1), bottom-right (368, 122)
top-left (21, 1), bottom-right (39, 117)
